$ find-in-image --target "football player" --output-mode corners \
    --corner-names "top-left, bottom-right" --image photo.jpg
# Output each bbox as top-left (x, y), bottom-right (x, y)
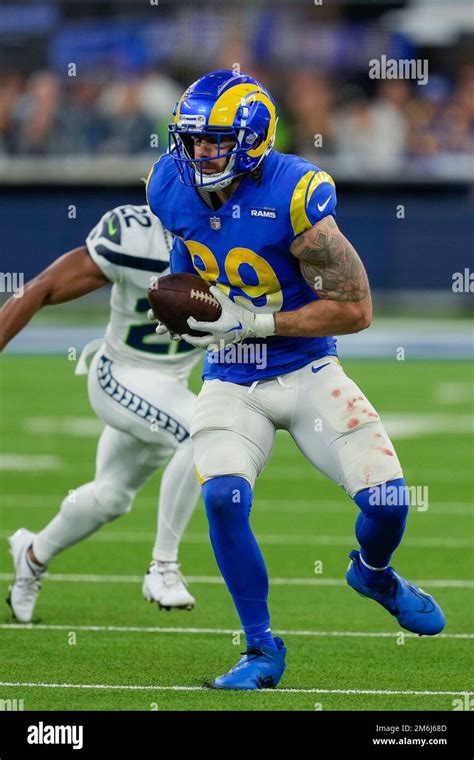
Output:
top-left (0, 204), bottom-right (201, 622)
top-left (146, 70), bottom-right (445, 690)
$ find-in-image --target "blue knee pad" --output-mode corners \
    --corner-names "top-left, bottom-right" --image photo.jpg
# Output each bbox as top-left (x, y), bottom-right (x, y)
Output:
top-left (355, 478), bottom-right (409, 521)
top-left (354, 478), bottom-right (409, 568)
top-left (202, 475), bottom-right (252, 525)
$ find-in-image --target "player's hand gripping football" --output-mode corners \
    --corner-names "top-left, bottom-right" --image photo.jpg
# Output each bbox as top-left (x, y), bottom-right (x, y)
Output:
top-left (182, 286), bottom-right (276, 348)
top-left (146, 308), bottom-right (180, 341)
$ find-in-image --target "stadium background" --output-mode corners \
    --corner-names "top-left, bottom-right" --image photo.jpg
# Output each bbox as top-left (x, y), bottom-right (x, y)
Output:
top-left (0, 0), bottom-right (473, 712)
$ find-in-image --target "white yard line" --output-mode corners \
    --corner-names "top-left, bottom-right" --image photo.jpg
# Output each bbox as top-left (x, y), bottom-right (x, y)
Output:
top-left (0, 461), bottom-right (472, 480)
top-left (0, 681), bottom-right (469, 696)
top-left (0, 530), bottom-right (471, 549)
top-left (22, 418), bottom-right (102, 437)
top-left (0, 573), bottom-right (472, 589)
top-left (435, 382), bottom-right (474, 405)
top-left (19, 413), bottom-right (474, 440)
top-left (1, 495), bottom-right (472, 516)
top-left (1, 623), bottom-right (472, 640)
top-left (256, 501), bottom-right (474, 516)
top-left (0, 455), bottom-right (59, 471)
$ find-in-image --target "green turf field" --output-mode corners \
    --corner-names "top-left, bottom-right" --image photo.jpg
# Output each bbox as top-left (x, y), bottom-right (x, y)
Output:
top-left (0, 357), bottom-right (472, 711)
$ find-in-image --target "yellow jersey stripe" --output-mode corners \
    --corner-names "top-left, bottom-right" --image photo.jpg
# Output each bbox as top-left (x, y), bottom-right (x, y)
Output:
top-left (290, 171), bottom-right (314, 237)
top-left (145, 164), bottom-right (154, 192)
top-left (144, 164), bottom-right (154, 208)
top-left (290, 170), bottom-right (336, 237)
top-left (145, 157), bottom-right (165, 207)
top-left (194, 466), bottom-right (205, 486)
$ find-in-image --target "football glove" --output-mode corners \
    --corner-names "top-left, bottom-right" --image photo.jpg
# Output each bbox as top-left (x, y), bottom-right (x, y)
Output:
top-left (182, 286), bottom-right (276, 348)
top-left (147, 308), bottom-right (180, 341)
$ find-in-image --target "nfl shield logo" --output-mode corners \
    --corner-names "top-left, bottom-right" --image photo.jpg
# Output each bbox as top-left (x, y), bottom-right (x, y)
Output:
top-left (210, 216), bottom-right (221, 231)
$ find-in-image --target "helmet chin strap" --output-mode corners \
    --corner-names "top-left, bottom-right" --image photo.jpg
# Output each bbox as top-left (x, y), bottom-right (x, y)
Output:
top-left (196, 172), bottom-right (234, 192)
top-left (195, 152), bottom-right (237, 192)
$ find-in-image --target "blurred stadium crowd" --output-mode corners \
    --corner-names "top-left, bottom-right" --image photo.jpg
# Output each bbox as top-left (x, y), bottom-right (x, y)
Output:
top-left (0, 1), bottom-right (473, 176)
top-left (1, 65), bottom-right (473, 173)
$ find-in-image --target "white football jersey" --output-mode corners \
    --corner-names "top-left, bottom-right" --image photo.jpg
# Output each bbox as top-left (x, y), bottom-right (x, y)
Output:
top-left (86, 204), bottom-right (201, 382)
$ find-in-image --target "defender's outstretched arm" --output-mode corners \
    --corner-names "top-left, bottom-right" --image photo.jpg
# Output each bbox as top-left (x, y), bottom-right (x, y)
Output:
top-left (0, 246), bottom-right (109, 351)
top-left (275, 216), bottom-right (372, 337)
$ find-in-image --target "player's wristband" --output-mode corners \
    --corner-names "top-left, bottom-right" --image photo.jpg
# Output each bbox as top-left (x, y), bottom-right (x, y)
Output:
top-left (254, 313), bottom-right (276, 338)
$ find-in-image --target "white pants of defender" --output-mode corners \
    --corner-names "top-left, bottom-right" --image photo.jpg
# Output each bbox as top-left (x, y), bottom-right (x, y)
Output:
top-left (191, 356), bottom-right (403, 496)
top-left (33, 349), bottom-right (199, 566)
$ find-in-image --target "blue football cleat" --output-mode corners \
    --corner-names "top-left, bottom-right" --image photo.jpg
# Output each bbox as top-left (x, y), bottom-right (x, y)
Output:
top-left (346, 550), bottom-right (445, 636)
top-left (213, 637), bottom-right (287, 690)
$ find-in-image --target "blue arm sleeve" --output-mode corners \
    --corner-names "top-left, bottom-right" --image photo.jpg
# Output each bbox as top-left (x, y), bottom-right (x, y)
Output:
top-left (170, 237), bottom-right (195, 274)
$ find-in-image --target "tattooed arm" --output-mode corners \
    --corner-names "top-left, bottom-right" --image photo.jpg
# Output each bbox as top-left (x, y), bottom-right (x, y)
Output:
top-left (275, 216), bottom-right (372, 337)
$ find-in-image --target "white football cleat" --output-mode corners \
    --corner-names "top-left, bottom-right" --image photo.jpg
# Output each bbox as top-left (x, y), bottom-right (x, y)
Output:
top-left (142, 560), bottom-right (195, 610)
top-left (7, 528), bottom-right (45, 623)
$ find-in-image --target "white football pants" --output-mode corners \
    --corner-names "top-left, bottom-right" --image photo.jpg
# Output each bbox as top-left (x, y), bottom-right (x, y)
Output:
top-left (33, 349), bottom-right (200, 566)
top-left (191, 356), bottom-right (403, 496)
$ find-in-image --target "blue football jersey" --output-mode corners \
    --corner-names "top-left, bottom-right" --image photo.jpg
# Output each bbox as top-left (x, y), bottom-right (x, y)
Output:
top-left (146, 149), bottom-right (338, 383)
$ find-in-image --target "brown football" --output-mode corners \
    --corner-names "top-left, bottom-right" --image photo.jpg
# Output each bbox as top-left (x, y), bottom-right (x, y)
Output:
top-left (148, 273), bottom-right (222, 337)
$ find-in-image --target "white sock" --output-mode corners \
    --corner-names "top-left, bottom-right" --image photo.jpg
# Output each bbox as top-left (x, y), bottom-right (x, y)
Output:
top-left (152, 441), bottom-right (200, 562)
